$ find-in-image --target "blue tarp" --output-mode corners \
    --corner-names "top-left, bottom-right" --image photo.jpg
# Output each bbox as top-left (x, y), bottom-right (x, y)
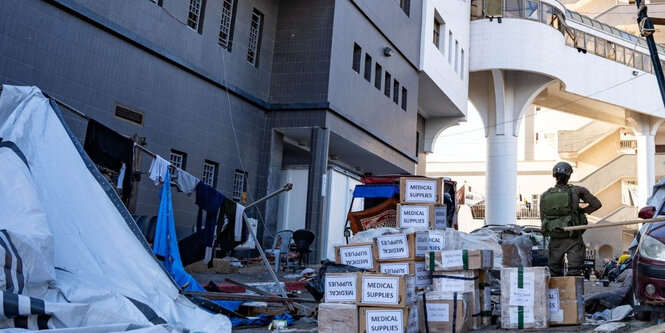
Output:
top-left (352, 184), bottom-right (399, 198)
top-left (153, 170), bottom-right (242, 311)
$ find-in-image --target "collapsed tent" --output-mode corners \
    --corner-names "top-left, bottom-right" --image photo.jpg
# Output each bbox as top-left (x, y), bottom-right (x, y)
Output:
top-left (0, 85), bottom-right (231, 332)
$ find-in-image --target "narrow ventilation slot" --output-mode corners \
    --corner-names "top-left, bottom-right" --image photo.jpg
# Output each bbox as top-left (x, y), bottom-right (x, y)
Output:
top-left (114, 105), bottom-right (144, 125)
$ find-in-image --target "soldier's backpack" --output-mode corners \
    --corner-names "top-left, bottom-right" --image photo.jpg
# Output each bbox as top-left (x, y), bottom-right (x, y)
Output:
top-left (540, 185), bottom-right (580, 238)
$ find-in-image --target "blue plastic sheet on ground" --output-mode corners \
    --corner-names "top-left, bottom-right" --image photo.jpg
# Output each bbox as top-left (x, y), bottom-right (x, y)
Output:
top-left (230, 313), bottom-right (295, 327)
top-left (152, 170), bottom-right (242, 311)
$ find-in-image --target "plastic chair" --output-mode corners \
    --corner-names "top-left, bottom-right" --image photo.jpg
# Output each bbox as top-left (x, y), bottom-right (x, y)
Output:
top-left (265, 230), bottom-right (293, 272)
top-left (293, 229), bottom-right (315, 267)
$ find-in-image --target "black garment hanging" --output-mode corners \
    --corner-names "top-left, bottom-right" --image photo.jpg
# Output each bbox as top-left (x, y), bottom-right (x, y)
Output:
top-left (83, 119), bottom-right (134, 205)
top-left (195, 182), bottom-right (225, 247)
top-left (214, 198), bottom-right (248, 258)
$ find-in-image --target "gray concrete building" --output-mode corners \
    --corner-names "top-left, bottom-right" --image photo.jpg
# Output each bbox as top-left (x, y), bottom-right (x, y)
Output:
top-left (0, 0), bottom-right (464, 261)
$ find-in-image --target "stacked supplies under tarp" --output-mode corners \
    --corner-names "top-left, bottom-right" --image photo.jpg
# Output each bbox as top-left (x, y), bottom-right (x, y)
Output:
top-left (0, 85), bottom-right (231, 331)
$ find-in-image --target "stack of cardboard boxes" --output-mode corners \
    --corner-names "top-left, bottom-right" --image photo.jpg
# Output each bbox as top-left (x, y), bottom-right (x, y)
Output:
top-left (422, 249), bottom-right (494, 332)
top-left (500, 267), bottom-right (550, 329)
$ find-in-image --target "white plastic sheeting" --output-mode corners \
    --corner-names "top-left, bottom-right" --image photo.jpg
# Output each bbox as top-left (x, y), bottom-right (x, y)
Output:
top-left (0, 85), bottom-right (231, 332)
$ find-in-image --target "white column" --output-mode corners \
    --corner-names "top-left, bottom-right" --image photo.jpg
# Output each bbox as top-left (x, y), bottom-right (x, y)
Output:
top-left (485, 134), bottom-right (518, 225)
top-left (636, 133), bottom-right (655, 205)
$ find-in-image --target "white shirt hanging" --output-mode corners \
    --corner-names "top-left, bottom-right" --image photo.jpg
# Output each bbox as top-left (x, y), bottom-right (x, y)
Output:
top-left (148, 155), bottom-right (171, 185)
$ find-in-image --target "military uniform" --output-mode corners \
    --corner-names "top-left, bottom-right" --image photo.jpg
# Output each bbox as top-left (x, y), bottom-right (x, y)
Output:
top-left (541, 184), bottom-right (601, 276)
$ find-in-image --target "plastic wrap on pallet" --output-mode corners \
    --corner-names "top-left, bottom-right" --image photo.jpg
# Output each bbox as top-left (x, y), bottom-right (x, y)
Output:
top-left (350, 227), bottom-right (400, 244)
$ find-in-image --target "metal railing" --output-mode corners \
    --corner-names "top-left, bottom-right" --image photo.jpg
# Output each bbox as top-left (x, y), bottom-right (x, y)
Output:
top-left (470, 204), bottom-right (540, 219)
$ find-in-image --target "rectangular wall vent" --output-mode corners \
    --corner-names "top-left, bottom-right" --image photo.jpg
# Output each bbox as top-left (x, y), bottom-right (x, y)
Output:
top-left (114, 105), bottom-right (144, 125)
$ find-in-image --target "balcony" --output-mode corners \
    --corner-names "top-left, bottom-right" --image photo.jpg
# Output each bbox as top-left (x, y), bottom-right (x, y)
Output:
top-left (470, 203), bottom-right (540, 220)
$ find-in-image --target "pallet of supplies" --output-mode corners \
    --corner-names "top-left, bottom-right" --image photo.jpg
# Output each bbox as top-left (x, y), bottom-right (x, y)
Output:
top-left (425, 249), bottom-right (493, 271)
top-left (360, 306), bottom-right (418, 333)
top-left (324, 272), bottom-right (359, 303)
top-left (397, 204), bottom-right (435, 230)
top-left (318, 303), bottom-right (358, 333)
top-left (399, 177), bottom-right (443, 205)
top-left (358, 273), bottom-right (413, 308)
top-left (500, 267), bottom-right (550, 329)
top-left (335, 242), bottom-right (377, 271)
top-left (431, 270), bottom-right (482, 329)
top-left (417, 291), bottom-right (471, 333)
top-left (375, 233), bottom-right (416, 261)
top-left (548, 276), bottom-right (585, 325)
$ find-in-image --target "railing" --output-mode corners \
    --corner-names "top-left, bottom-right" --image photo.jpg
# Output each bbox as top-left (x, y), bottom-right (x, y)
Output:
top-left (620, 139), bottom-right (637, 150)
top-left (470, 204), bottom-right (540, 219)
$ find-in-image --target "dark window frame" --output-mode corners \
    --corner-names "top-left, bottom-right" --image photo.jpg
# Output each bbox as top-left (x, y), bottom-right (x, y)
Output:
top-left (247, 8), bottom-right (264, 67)
top-left (218, 0), bottom-right (238, 51)
top-left (352, 43), bottom-right (362, 73)
top-left (364, 53), bottom-right (372, 82)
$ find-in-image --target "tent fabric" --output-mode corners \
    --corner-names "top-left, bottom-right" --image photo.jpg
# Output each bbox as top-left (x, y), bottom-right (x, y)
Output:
top-left (352, 184), bottom-right (399, 198)
top-left (0, 85), bottom-right (230, 332)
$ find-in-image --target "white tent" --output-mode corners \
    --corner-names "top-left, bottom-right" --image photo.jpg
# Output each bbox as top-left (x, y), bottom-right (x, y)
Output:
top-left (0, 85), bottom-right (231, 332)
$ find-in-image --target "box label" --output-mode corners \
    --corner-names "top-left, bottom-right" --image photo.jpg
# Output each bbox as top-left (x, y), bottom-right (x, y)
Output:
top-left (425, 303), bottom-right (450, 322)
top-left (415, 232), bottom-right (429, 257)
top-left (399, 205), bottom-right (430, 229)
top-left (509, 272), bottom-right (535, 306)
top-left (434, 206), bottom-right (447, 229)
top-left (365, 309), bottom-right (404, 333)
top-left (407, 305), bottom-right (419, 333)
top-left (441, 250), bottom-right (464, 268)
top-left (377, 234), bottom-right (410, 260)
top-left (435, 275), bottom-right (467, 292)
top-left (428, 232), bottom-right (445, 251)
top-left (362, 276), bottom-right (400, 305)
top-left (324, 275), bottom-right (356, 302)
top-left (548, 289), bottom-right (560, 312)
top-left (482, 251), bottom-right (492, 268)
top-left (380, 262), bottom-right (410, 275)
top-left (339, 245), bottom-right (374, 269)
top-left (509, 305), bottom-right (535, 325)
top-left (415, 261), bottom-right (432, 287)
top-left (406, 276), bottom-right (416, 304)
top-left (404, 180), bottom-right (438, 204)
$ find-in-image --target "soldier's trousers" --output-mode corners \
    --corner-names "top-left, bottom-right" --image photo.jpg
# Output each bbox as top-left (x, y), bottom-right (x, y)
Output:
top-left (548, 235), bottom-right (585, 276)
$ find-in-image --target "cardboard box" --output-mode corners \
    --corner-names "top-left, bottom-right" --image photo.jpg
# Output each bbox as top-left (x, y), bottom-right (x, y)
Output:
top-left (397, 204), bottom-right (435, 230)
top-left (324, 272), bottom-right (359, 303)
top-left (434, 205), bottom-right (447, 229)
top-left (360, 307), bottom-right (411, 333)
top-left (548, 276), bottom-right (584, 325)
top-left (376, 233), bottom-right (416, 262)
top-left (379, 261), bottom-right (418, 276)
top-left (431, 270), bottom-right (482, 329)
top-left (414, 260), bottom-right (433, 289)
top-left (425, 249), bottom-right (493, 271)
top-left (417, 291), bottom-right (471, 333)
top-left (335, 242), bottom-right (377, 271)
top-left (319, 303), bottom-right (358, 333)
top-left (501, 267), bottom-right (550, 329)
top-left (415, 230), bottom-right (447, 257)
top-left (399, 177), bottom-right (443, 205)
top-left (359, 273), bottom-right (409, 308)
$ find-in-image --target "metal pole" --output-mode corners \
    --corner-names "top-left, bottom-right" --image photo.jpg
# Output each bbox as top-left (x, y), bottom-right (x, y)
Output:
top-left (635, 0), bottom-right (665, 109)
top-left (242, 183), bottom-right (294, 312)
top-left (563, 216), bottom-right (665, 231)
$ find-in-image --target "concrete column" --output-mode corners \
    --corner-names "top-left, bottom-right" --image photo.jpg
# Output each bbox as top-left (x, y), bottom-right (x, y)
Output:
top-left (636, 133), bottom-right (655, 205)
top-left (485, 134), bottom-right (519, 224)
top-left (306, 127), bottom-right (329, 263)
top-left (524, 106), bottom-right (536, 161)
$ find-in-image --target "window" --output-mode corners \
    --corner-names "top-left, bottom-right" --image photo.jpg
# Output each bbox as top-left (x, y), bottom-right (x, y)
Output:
top-left (525, 0), bottom-right (539, 20)
top-left (553, 9), bottom-right (563, 31)
top-left (606, 41), bottom-right (616, 61)
top-left (233, 170), bottom-right (248, 202)
top-left (219, 0), bottom-right (237, 50)
top-left (448, 31), bottom-right (453, 64)
top-left (247, 9), bottom-right (264, 67)
top-left (393, 80), bottom-right (400, 104)
top-left (575, 30), bottom-right (585, 49)
top-left (585, 34), bottom-right (595, 55)
top-left (187, 0), bottom-right (206, 33)
top-left (454, 40), bottom-right (459, 72)
top-left (202, 160), bottom-right (218, 187)
top-left (170, 149), bottom-right (187, 170)
top-left (364, 54), bottom-right (372, 82)
top-left (400, 0), bottom-right (410, 16)
top-left (433, 19), bottom-right (441, 47)
top-left (616, 45), bottom-right (625, 64)
top-left (460, 49), bottom-right (465, 79)
top-left (504, 0), bottom-right (523, 18)
top-left (384, 72), bottom-right (392, 97)
top-left (401, 87), bottom-right (407, 111)
top-left (374, 63), bottom-right (383, 90)
top-left (625, 48), bottom-right (634, 67)
top-left (634, 51), bottom-right (643, 70)
top-left (565, 29), bottom-right (575, 47)
top-left (595, 38), bottom-right (606, 57)
top-left (643, 54), bottom-right (652, 73)
top-left (541, 3), bottom-right (553, 25)
top-left (352, 43), bottom-right (362, 73)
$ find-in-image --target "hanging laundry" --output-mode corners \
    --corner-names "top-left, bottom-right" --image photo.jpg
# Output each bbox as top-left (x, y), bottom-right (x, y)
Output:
top-left (234, 203), bottom-right (245, 242)
top-left (174, 168), bottom-right (199, 195)
top-left (195, 182), bottom-right (225, 246)
top-left (214, 198), bottom-right (248, 258)
top-left (116, 163), bottom-right (126, 190)
top-left (83, 119), bottom-right (134, 204)
top-left (149, 155), bottom-right (170, 185)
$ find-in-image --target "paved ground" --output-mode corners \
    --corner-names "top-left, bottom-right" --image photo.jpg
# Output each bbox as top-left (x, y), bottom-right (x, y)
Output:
top-left (190, 264), bottom-right (653, 332)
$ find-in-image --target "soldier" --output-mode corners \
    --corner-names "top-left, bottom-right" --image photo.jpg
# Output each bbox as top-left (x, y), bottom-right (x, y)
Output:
top-left (540, 162), bottom-right (602, 276)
